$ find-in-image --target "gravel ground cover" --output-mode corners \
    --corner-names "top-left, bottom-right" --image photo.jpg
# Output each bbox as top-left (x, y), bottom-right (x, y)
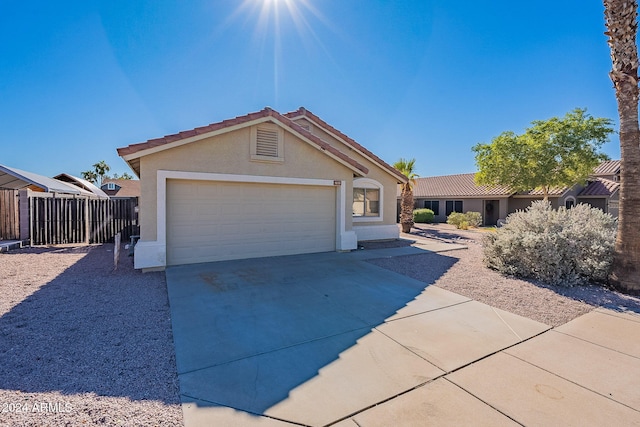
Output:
top-left (0, 245), bottom-right (182, 427)
top-left (368, 223), bottom-right (640, 327)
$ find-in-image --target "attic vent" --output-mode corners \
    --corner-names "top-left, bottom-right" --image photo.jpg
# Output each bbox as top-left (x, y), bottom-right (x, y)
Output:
top-left (251, 124), bottom-right (284, 162)
top-left (256, 128), bottom-right (279, 157)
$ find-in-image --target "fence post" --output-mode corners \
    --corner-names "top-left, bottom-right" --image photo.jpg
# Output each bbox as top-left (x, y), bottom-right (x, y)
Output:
top-left (84, 198), bottom-right (90, 244)
top-left (114, 232), bottom-right (121, 269)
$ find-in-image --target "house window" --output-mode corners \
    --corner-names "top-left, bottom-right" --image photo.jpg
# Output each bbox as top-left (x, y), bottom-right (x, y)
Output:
top-left (445, 200), bottom-right (463, 216)
top-left (251, 124), bottom-right (284, 162)
top-left (424, 200), bottom-right (440, 215)
top-left (106, 182), bottom-right (116, 190)
top-left (352, 178), bottom-right (384, 222)
top-left (565, 197), bottom-right (576, 209)
top-left (353, 188), bottom-right (379, 217)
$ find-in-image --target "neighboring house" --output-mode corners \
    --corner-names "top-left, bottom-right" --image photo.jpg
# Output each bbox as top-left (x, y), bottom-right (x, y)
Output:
top-left (117, 107), bottom-right (407, 270)
top-left (100, 179), bottom-right (141, 200)
top-left (54, 173), bottom-right (109, 199)
top-left (406, 160), bottom-right (621, 226)
top-left (0, 164), bottom-right (105, 198)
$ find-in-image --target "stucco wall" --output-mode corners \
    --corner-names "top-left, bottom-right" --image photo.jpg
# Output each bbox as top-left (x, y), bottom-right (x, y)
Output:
top-left (304, 122), bottom-right (400, 229)
top-left (138, 125), bottom-right (353, 241)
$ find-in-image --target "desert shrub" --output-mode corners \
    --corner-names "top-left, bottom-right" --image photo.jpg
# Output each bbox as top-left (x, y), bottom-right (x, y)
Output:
top-left (413, 208), bottom-right (435, 223)
top-left (483, 201), bottom-right (617, 286)
top-left (464, 211), bottom-right (482, 228)
top-left (447, 211), bottom-right (482, 229)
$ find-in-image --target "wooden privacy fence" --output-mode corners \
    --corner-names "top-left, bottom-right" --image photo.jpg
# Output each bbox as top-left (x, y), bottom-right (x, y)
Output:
top-left (0, 190), bottom-right (20, 240)
top-left (29, 197), bottom-right (138, 245)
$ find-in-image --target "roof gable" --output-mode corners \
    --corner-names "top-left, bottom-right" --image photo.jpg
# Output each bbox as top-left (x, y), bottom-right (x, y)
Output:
top-left (578, 177), bottom-right (619, 197)
top-left (101, 179), bottom-right (140, 197)
top-left (117, 107), bottom-right (369, 177)
top-left (284, 107), bottom-right (408, 183)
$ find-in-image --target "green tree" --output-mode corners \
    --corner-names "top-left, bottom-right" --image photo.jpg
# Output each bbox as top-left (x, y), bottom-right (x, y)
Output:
top-left (81, 170), bottom-right (98, 184)
top-left (604, 0), bottom-right (640, 294)
top-left (110, 172), bottom-right (134, 180)
top-left (81, 161), bottom-right (111, 185)
top-left (473, 109), bottom-right (614, 200)
top-left (393, 158), bottom-right (418, 233)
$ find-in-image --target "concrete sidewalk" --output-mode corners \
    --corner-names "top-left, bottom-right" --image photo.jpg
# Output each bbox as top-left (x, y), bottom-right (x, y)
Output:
top-left (166, 245), bottom-right (640, 426)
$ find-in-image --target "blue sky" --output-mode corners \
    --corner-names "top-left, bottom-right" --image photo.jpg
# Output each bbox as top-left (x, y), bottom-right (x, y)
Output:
top-left (0, 0), bottom-right (622, 179)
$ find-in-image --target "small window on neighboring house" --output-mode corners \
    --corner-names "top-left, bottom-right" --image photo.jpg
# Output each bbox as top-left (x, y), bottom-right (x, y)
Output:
top-left (424, 200), bottom-right (440, 215)
top-left (565, 197), bottom-right (576, 209)
top-left (445, 200), bottom-right (463, 216)
top-left (106, 182), bottom-right (116, 190)
top-left (251, 124), bottom-right (284, 162)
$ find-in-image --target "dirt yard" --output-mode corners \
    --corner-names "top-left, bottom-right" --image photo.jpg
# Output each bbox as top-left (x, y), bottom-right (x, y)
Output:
top-left (368, 223), bottom-right (640, 327)
top-left (0, 245), bottom-right (182, 427)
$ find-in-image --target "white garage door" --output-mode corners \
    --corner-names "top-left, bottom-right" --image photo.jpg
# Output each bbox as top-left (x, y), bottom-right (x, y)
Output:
top-left (166, 179), bottom-right (336, 266)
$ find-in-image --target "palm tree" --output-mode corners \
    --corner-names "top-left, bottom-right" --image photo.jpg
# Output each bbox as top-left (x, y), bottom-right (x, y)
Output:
top-left (393, 158), bottom-right (418, 233)
top-left (93, 161), bottom-right (111, 186)
top-left (604, 0), bottom-right (640, 294)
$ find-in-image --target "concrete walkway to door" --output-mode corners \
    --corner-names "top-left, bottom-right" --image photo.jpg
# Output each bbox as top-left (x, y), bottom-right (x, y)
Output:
top-left (165, 244), bottom-right (640, 426)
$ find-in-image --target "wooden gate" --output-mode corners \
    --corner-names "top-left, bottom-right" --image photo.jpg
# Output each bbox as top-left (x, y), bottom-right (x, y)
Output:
top-left (0, 190), bottom-right (20, 240)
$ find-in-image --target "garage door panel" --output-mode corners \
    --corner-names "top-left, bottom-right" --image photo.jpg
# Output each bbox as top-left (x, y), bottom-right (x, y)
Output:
top-left (166, 180), bottom-right (336, 266)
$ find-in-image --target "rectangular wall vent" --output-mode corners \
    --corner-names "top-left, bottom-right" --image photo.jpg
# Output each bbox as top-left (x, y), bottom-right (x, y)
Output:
top-left (256, 128), bottom-right (279, 157)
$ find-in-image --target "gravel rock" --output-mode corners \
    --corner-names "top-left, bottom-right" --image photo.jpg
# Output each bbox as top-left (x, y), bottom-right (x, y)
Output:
top-left (0, 245), bottom-right (182, 426)
top-left (369, 224), bottom-right (640, 327)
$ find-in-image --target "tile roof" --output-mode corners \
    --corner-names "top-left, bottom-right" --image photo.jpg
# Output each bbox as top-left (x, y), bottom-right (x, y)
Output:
top-left (409, 173), bottom-right (513, 198)
top-left (284, 107), bottom-right (407, 183)
top-left (117, 107), bottom-right (369, 176)
top-left (593, 160), bottom-right (620, 176)
top-left (515, 186), bottom-right (570, 197)
top-left (101, 179), bottom-right (141, 198)
top-left (578, 178), bottom-right (619, 197)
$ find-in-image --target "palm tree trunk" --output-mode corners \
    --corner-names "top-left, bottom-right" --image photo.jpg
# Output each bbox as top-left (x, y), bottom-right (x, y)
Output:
top-left (605, 0), bottom-right (640, 294)
top-left (400, 183), bottom-right (414, 233)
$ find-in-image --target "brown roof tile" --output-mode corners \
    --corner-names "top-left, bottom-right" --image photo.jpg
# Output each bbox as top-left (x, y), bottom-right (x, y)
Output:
top-left (593, 160), bottom-right (621, 176)
top-left (117, 107), bottom-right (369, 176)
top-left (101, 179), bottom-right (140, 198)
top-left (284, 107), bottom-right (408, 183)
top-left (409, 173), bottom-right (513, 198)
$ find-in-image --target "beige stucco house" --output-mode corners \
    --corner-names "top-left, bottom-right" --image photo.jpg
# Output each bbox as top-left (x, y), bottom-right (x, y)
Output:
top-left (406, 160), bottom-right (621, 226)
top-left (117, 107), bottom-right (407, 270)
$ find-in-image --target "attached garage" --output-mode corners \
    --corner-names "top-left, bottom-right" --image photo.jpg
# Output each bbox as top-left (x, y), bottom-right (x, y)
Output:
top-left (117, 107), bottom-right (407, 270)
top-left (166, 179), bottom-right (336, 265)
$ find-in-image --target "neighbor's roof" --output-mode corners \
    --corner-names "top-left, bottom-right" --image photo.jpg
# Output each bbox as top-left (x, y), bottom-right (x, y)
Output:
top-left (593, 160), bottom-right (620, 176)
top-left (54, 173), bottom-right (109, 199)
top-left (578, 177), bottom-right (620, 197)
top-left (409, 173), bottom-right (513, 198)
top-left (102, 179), bottom-right (141, 198)
top-left (284, 107), bottom-right (408, 183)
top-left (117, 107), bottom-right (370, 178)
top-left (0, 164), bottom-right (93, 195)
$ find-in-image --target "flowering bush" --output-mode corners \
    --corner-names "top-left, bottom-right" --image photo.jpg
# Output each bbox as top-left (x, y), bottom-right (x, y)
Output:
top-left (483, 201), bottom-right (617, 286)
top-left (447, 211), bottom-right (482, 229)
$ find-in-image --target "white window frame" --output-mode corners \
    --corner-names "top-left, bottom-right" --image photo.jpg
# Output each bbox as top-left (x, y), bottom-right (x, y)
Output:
top-left (106, 182), bottom-right (116, 190)
top-left (250, 124), bottom-right (284, 163)
top-left (352, 178), bottom-right (383, 222)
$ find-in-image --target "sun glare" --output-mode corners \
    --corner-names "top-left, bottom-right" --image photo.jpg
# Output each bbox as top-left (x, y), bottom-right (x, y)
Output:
top-left (222, 0), bottom-right (336, 105)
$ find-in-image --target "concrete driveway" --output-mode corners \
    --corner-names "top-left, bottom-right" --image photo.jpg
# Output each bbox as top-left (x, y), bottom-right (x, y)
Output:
top-left (165, 246), bottom-right (640, 426)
